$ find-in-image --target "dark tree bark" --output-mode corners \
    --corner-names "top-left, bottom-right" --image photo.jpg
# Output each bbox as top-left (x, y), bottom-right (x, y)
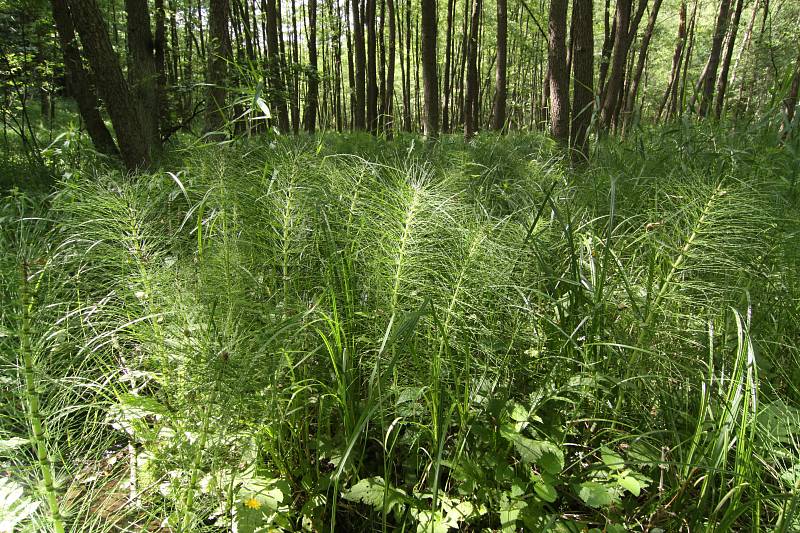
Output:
top-left (713, 0), bottom-right (744, 118)
top-left (695, 0), bottom-right (732, 117)
top-left (404, 0), bottom-right (412, 130)
top-left (492, 0), bottom-right (507, 131)
top-left (570, 0), bottom-right (593, 155)
top-left (366, 0), bottom-right (378, 132)
top-left (304, 0), bottom-right (319, 132)
top-left (352, 0), bottom-right (367, 129)
top-left (548, 0), bottom-right (570, 142)
top-left (464, 0), bottom-right (481, 139)
top-left (657, 0), bottom-right (686, 120)
top-left (598, 0), bottom-right (630, 130)
top-left (382, 0), bottom-right (396, 137)
top-left (598, 0), bottom-right (614, 99)
top-left (781, 48), bottom-right (800, 139)
top-left (51, 0), bottom-right (118, 156)
top-left (420, 0), bottom-right (439, 138)
top-left (442, 0), bottom-right (455, 132)
top-left (623, 0), bottom-right (663, 130)
top-left (203, 0), bottom-right (231, 137)
top-left (154, 0), bottom-right (168, 132)
top-left (69, 0), bottom-right (151, 169)
top-left (125, 0), bottom-right (160, 149)
top-left (264, 0), bottom-right (291, 131)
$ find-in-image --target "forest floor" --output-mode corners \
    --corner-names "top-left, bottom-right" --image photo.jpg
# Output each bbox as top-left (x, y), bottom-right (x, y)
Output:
top-left (2, 126), bottom-right (800, 531)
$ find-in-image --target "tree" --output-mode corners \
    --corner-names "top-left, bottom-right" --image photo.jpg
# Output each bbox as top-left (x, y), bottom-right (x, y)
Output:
top-left (125, 0), bottom-right (160, 149)
top-left (265, 0), bottom-right (291, 131)
top-left (548, 0), bottom-right (569, 141)
top-left (304, 0), bottom-right (319, 132)
top-left (623, 0), bottom-right (664, 131)
top-left (714, 0), bottom-right (745, 118)
top-left (420, 0), bottom-right (439, 138)
top-left (492, 0), bottom-right (507, 131)
top-left (51, 0), bottom-right (118, 157)
top-left (351, 0), bottom-right (367, 129)
top-left (366, 0), bottom-right (378, 132)
top-left (464, 0), bottom-right (481, 139)
top-left (203, 0), bottom-right (231, 138)
top-left (382, 0), bottom-right (397, 137)
top-left (68, 0), bottom-right (152, 169)
top-left (570, 0), bottom-right (593, 154)
top-left (695, 0), bottom-right (733, 117)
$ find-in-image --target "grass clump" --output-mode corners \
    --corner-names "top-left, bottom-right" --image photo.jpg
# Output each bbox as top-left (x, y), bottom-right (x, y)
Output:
top-left (1, 127), bottom-right (800, 531)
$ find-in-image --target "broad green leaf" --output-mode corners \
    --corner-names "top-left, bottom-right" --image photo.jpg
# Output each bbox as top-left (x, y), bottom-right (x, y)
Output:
top-left (600, 446), bottom-right (625, 470)
top-left (500, 424), bottom-right (564, 474)
top-left (577, 481), bottom-right (613, 508)
top-left (534, 481), bottom-right (558, 503)
top-left (617, 475), bottom-right (641, 497)
top-left (499, 494), bottom-right (527, 532)
top-left (342, 477), bottom-right (406, 513)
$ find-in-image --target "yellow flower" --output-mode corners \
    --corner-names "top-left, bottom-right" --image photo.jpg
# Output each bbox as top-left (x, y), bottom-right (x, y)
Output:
top-left (243, 497), bottom-right (261, 510)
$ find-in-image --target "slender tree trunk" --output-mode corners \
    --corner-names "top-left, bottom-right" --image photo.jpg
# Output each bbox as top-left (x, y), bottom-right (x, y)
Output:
top-left (464, 0), bottom-right (481, 139)
top-left (290, 0), bottom-right (301, 133)
top-left (383, 0), bottom-right (396, 137)
top-left (304, 0), bottom-right (319, 131)
top-left (780, 48), bottom-right (800, 139)
top-left (492, 0), bottom-right (507, 131)
top-left (548, 0), bottom-right (569, 141)
top-left (598, 0), bottom-right (614, 99)
top-left (657, 0), bottom-right (686, 120)
top-left (125, 0), bottom-right (160, 149)
top-left (366, 0), bottom-right (378, 132)
top-left (420, 0), bottom-right (439, 138)
top-left (154, 0), bottom-right (167, 134)
top-left (570, 0), bottom-right (593, 155)
top-left (696, 0), bottom-right (732, 117)
top-left (623, 0), bottom-right (663, 130)
top-left (69, 0), bottom-right (151, 169)
top-left (713, 0), bottom-right (744, 118)
top-left (442, 0), bottom-right (455, 132)
top-left (265, 0), bottom-right (291, 131)
top-left (52, 0), bottom-right (118, 156)
top-left (352, 0), bottom-right (367, 129)
top-left (598, 0), bottom-right (629, 130)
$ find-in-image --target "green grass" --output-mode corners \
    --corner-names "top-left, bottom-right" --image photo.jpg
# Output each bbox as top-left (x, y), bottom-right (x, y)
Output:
top-left (2, 126), bottom-right (800, 532)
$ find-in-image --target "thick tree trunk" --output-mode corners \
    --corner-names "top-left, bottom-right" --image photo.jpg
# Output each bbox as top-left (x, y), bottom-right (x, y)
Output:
top-left (203, 0), bottom-right (231, 137)
top-left (52, 0), bottom-right (118, 157)
top-left (69, 0), bottom-right (151, 169)
top-left (154, 0), bottom-right (167, 133)
top-left (570, 0), bottom-right (593, 154)
top-left (464, 0), bottom-right (481, 139)
top-left (713, 0), bottom-right (744, 118)
top-left (304, 0), bottom-right (319, 132)
top-left (548, 0), bottom-right (570, 142)
top-left (442, 0), bottom-right (455, 132)
top-left (265, 0), bottom-right (291, 131)
top-left (125, 0), bottom-right (160, 149)
top-left (420, 0), bottom-right (439, 138)
top-left (492, 0), bottom-right (507, 131)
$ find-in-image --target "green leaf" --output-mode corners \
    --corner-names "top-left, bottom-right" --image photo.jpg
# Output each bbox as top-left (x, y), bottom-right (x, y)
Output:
top-left (534, 481), bottom-right (558, 503)
top-left (617, 476), bottom-right (641, 497)
top-left (601, 446), bottom-right (625, 470)
top-left (500, 424), bottom-right (564, 474)
top-left (342, 477), bottom-right (406, 513)
top-left (499, 493), bottom-right (527, 532)
top-left (577, 481), bottom-right (613, 508)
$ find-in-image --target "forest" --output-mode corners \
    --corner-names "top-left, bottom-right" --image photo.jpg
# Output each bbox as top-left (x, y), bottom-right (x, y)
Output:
top-left (1, 0), bottom-right (800, 530)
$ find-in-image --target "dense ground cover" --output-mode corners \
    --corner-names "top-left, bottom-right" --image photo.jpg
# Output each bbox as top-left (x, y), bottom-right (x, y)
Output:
top-left (2, 126), bottom-right (800, 531)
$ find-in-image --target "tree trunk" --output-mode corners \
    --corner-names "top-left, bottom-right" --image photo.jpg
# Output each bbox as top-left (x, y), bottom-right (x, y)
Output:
top-left (69, 0), bottom-right (151, 169)
top-left (366, 0), bottom-right (378, 132)
top-left (304, 0), bottom-right (319, 132)
top-left (154, 0), bottom-right (167, 133)
top-left (52, 0), bottom-right (118, 156)
top-left (657, 0), bottom-right (686, 120)
top-left (382, 0), bottom-right (396, 137)
top-left (713, 0), bottom-right (744, 118)
top-left (464, 0), bottom-right (481, 140)
top-left (598, 0), bottom-right (629, 130)
top-left (548, 0), bottom-right (569, 141)
top-left (570, 0), bottom-right (593, 155)
top-left (442, 0), bottom-right (455, 132)
top-left (125, 0), bottom-right (160, 149)
top-left (203, 0), bottom-right (231, 137)
top-left (492, 0), bottom-right (507, 131)
top-left (623, 0), bottom-right (663, 130)
top-left (696, 0), bottom-right (732, 117)
top-left (420, 0), bottom-right (439, 138)
top-left (780, 49), bottom-right (800, 139)
top-left (352, 0), bottom-right (367, 129)
top-left (265, 0), bottom-right (291, 131)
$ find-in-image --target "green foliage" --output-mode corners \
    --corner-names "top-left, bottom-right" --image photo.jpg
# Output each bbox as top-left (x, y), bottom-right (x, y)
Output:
top-left (1, 127), bottom-right (800, 532)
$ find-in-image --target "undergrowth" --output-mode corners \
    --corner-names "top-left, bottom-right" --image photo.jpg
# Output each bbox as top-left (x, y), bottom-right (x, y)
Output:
top-left (2, 127), bottom-right (800, 532)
